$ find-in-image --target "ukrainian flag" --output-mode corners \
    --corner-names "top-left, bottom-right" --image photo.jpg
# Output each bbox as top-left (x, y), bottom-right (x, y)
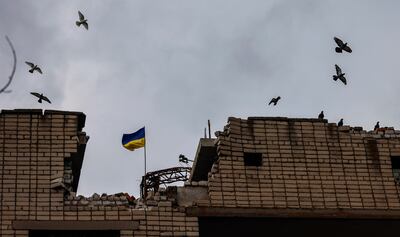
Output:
top-left (122, 127), bottom-right (145, 151)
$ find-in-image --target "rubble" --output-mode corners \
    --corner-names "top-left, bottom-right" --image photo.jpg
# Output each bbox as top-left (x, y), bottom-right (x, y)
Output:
top-left (64, 192), bottom-right (136, 207)
top-left (4, 109), bottom-right (400, 237)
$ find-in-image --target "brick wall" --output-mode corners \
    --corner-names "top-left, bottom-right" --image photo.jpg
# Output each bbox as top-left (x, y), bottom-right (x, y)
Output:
top-left (208, 117), bottom-right (400, 210)
top-left (4, 110), bottom-right (400, 236)
top-left (0, 110), bottom-right (82, 236)
top-left (0, 110), bottom-right (198, 237)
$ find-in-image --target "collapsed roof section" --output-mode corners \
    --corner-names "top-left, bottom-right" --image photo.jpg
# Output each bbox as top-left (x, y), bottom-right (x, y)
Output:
top-left (190, 138), bottom-right (217, 182)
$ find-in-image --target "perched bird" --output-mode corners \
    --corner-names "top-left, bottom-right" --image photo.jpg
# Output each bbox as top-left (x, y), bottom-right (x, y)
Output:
top-left (179, 154), bottom-right (193, 164)
top-left (334, 37), bottom-right (352, 53)
top-left (374, 121), bottom-right (380, 130)
top-left (30, 92), bottom-right (51, 104)
top-left (318, 111), bottom-right (324, 119)
top-left (76, 11), bottom-right (88, 30)
top-left (333, 64), bottom-right (347, 85)
top-left (25, 62), bottom-right (42, 74)
top-left (338, 118), bottom-right (343, 126)
top-left (179, 154), bottom-right (189, 164)
top-left (268, 96), bottom-right (281, 106)
top-left (214, 131), bottom-right (226, 137)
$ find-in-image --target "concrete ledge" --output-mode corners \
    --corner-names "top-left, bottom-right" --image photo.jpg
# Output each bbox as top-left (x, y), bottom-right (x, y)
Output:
top-left (186, 207), bottom-right (400, 219)
top-left (247, 117), bottom-right (328, 123)
top-left (13, 221), bottom-right (139, 230)
top-left (1, 109), bottom-right (43, 114)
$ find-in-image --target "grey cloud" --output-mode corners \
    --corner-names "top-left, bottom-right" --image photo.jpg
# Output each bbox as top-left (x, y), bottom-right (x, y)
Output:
top-left (0, 0), bottom-right (399, 195)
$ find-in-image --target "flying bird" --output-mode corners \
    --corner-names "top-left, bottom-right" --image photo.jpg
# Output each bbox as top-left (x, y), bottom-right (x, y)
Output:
top-left (25, 62), bottom-right (42, 74)
top-left (338, 118), bottom-right (343, 127)
top-left (334, 37), bottom-right (352, 53)
top-left (30, 92), bottom-right (51, 104)
top-left (318, 111), bottom-right (324, 119)
top-left (268, 96), bottom-right (281, 106)
top-left (76, 11), bottom-right (88, 30)
top-left (333, 64), bottom-right (347, 85)
top-left (374, 121), bottom-right (380, 130)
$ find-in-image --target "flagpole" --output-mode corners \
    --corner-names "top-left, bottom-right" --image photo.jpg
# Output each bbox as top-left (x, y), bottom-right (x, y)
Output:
top-left (143, 133), bottom-right (147, 199)
top-left (144, 142), bottom-right (147, 177)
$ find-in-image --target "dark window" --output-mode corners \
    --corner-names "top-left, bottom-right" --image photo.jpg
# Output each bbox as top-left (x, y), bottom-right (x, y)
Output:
top-left (391, 156), bottom-right (400, 183)
top-left (244, 152), bottom-right (262, 166)
top-left (199, 217), bottom-right (400, 237)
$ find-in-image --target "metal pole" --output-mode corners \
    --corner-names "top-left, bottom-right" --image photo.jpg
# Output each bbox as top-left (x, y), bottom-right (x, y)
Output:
top-left (208, 120), bottom-right (211, 138)
top-left (144, 140), bottom-right (147, 198)
top-left (144, 143), bottom-right (147, 175)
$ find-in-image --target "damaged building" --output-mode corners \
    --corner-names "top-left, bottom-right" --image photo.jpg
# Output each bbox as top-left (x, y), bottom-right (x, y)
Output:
top-left (2, 109), bottom-right (400, 236)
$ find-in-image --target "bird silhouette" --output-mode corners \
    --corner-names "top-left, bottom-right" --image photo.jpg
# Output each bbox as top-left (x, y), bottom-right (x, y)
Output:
top-left (334, 37), bottom-right (352, 53)
top-left (76, 11), bottom-right (88, 30)
top-left (333, 64), bottom-right (347, 85)
top-left (179, 154), bottom-right (189, 164)
top-left (374, 121), bottom-right (380, 130)
top-left (25, 62), bottom-right (42, 74)
top-left (318, 111), bottom-right (324, 119)
top-left (338, 118), bottom-right (343, 126)
top-left (30, 92), bottom-right (51, 104)
top-left (268, 96), bottom-right (281, 106)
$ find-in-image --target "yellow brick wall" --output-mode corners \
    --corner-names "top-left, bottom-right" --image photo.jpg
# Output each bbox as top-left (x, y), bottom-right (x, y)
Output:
top-left (208, 117), bottom-right (400, 209)
top-left (0, 110), bottom-right (198, 237)
top-left (0, 111), bottom-right (76, 236)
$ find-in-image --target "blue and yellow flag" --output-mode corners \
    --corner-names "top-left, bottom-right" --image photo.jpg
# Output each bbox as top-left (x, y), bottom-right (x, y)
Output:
top-left (122, 127), bottom-right (145, 151)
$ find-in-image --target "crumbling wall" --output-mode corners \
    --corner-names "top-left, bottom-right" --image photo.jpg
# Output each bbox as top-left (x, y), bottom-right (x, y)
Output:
top-left (7, 109), bottom-right (400, 236)
top-left (61, 190), bottom-right (199, 237)
top-left (0, 110), bottom-right (199, 237)
top-left (208, 117), bottom-right (400, 209)
top-left (0, 110), bottom-right (83, 236)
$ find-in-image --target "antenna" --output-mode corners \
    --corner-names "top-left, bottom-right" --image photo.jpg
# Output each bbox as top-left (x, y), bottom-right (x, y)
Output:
top-left (208, 119), bottom-right (211, 138)
top-left (204, 128), bottom-right (207, 138)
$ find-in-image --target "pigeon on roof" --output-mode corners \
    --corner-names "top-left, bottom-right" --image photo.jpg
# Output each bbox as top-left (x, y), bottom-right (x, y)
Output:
top-left (25, 61), bottom-right (42, 74)
top-left (338, 118), bottom-right (343, 126)
top-left (333, 64), bottom-right (347, 85)
top-left (214, 131), bottom-right (226, 137)
top-left (374, 121), bottom-right (380, 130)
top-left (318, 111), bottom-right (324, 119)
top-left (76, 11), bottom-right (88, 30)
top-left (268, 96), bottom-right (281, 106)
top-left (30, 92), bottom-right (51, 104)
top-left (334, 37), bottom-right (352, 53)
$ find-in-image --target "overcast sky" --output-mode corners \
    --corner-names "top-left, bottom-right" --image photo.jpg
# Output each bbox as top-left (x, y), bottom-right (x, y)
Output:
top-left (0, 0), bottom-right (400, 196)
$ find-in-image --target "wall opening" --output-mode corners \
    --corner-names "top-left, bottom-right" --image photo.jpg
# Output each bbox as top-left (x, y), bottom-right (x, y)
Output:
top-left (391, 156), bottom-right (400, 182)
top-left (243, 152), bottom-right (262, 166)
top-left (199, 217), bottom-right (400, 237)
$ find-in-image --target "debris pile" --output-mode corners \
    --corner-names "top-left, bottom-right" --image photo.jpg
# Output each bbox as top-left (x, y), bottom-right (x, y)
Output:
top-left (64, 192), bottom-right (136, 207)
